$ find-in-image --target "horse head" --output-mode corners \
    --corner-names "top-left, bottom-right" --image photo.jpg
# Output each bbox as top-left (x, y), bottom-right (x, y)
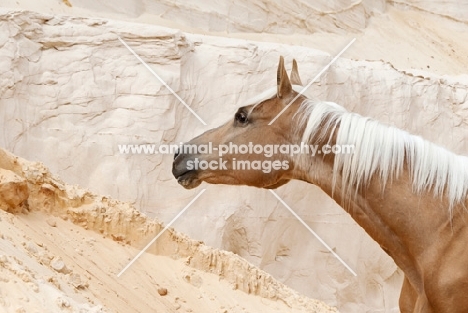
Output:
top-left (172, 57), bottom-right (307, 189)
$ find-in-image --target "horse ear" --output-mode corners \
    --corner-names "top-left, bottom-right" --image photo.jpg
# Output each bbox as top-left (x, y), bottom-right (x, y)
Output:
top-left (277, 56), bottom-right (292, 99)
top-left (290, 59), bottom-right (303, 86)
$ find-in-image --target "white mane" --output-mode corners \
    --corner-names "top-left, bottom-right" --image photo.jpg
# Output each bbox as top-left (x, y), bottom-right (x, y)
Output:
top-left (297, 99), bottom-right (468, 208)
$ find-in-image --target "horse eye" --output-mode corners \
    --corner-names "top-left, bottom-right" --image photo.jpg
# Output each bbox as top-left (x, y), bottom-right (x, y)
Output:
top-left (235, 112), bottom-right (248, 124)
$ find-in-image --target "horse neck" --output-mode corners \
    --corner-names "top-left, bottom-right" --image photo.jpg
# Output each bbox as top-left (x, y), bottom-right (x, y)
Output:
top-left (294, 144), bottom-right (461, 289)
top-left (292, 110), bottom-right (460, 246)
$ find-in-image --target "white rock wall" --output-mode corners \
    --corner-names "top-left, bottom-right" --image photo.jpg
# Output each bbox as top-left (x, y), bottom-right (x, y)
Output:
top-left (36, 0), bottom-right (387, 34)
top-left (394, 0), bottom-right (468, 22)
top-left (1, 6), bottom-right (468, 313)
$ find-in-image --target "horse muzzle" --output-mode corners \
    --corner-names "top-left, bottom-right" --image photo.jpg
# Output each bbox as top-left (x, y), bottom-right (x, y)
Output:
top-left (172, 152), bottom-right (202, 189)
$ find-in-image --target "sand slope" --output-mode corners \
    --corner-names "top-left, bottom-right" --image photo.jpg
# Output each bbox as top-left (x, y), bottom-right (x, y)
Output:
top-left (0, 148), bottom-right (336, 313)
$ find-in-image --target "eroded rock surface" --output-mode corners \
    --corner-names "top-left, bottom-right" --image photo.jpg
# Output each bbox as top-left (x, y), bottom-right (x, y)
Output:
top-left (0, 168), bottom-right (29, 213)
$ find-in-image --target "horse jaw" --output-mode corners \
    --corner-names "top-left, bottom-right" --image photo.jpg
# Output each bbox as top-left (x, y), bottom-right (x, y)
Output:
top-left (264, 179), bottom-right (291, 189)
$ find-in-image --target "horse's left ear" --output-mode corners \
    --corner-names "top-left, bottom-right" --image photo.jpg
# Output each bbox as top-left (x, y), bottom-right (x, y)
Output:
top-left (277, 56), bottom-right (292, 99)
top-left (290, 59), bottom-right (303, 86)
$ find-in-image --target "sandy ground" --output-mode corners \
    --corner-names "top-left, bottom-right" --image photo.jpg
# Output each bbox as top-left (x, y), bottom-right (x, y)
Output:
top-left (0, 212), bottom-right (329, 313)
top-left (0, 148), bottom-right (336, 313)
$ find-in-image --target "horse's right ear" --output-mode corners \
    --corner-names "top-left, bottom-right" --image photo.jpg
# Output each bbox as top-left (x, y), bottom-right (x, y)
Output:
top-left (277, 56), bottom-right (292, 99)
top-left (290, 59), bottom-right (303, 86)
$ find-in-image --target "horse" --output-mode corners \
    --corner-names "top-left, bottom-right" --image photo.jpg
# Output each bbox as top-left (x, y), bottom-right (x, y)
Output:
top-left (172, 57), bottom-right (468, 313)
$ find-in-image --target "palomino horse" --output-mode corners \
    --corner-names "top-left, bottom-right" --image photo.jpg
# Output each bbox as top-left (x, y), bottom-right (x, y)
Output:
top-left (172, 57), bottom-right (468, 312)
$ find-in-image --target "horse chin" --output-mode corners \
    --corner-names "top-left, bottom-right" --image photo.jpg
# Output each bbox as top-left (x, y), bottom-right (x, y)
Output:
top-left (176, 172), bottom-right (202, 189)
